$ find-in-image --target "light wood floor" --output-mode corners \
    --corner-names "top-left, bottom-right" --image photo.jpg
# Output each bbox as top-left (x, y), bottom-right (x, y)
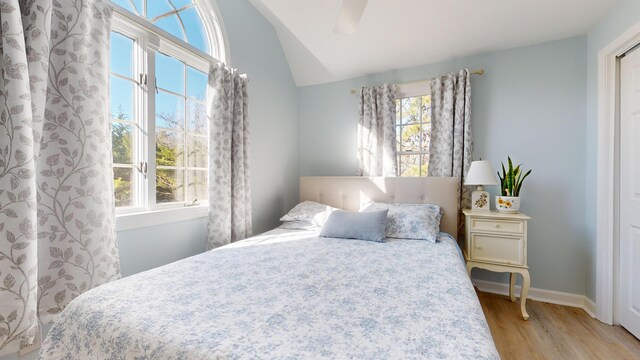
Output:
top-left (478, 291), bottom-right (640, 360)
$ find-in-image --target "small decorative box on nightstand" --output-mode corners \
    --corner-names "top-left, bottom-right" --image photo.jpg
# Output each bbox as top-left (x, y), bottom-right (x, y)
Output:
top-left (463, 209), bottom-right (532, 320)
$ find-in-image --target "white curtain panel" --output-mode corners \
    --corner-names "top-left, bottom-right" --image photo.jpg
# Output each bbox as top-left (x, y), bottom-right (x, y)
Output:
top-left (207, 64), bottom-right (252, 250)
top-left (428, 69), bottom-right (473, 236)
top-left (0, 0), bottom-right (119, 355)
top-left (357, 84), bottom-right (398, 177)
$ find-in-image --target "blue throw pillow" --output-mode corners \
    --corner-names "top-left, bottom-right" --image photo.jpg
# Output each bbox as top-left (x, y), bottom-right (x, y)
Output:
top-left (319, 209), bottom-right (389, 242)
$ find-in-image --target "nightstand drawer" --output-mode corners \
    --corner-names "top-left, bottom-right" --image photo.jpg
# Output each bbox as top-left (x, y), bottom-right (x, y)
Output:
top-left (469, 233), bottom-right (525, 266)
top-left (470, 218), bottom-right (524, 234)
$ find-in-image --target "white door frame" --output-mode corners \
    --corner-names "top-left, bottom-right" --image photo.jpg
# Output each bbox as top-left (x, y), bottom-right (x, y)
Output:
top-left (596, 20), bottom-right (640, 325)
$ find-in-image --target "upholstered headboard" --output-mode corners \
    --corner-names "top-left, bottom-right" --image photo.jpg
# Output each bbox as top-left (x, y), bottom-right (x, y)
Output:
top-left (299, 176), bottom-right (459, 238)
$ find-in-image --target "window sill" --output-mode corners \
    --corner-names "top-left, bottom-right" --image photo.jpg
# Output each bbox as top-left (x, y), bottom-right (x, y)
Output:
top-left (116, 205), bottom-right (208, 231)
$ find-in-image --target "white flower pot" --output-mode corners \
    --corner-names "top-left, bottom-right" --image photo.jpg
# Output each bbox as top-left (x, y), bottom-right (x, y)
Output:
top-left (495, 196), bottom-right (520, 213)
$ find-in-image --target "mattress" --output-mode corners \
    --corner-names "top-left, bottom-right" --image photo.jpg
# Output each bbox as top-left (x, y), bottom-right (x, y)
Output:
top-left (39, 228), bottom-right (499, 359)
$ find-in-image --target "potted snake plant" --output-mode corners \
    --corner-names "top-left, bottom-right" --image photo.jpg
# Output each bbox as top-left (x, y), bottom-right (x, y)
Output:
top-left (496, 157), bottom-right (532, 213)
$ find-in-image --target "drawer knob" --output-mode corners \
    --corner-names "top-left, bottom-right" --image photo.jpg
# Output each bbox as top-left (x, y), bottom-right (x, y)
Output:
top-left (495, 224), bottom-right (501, 228)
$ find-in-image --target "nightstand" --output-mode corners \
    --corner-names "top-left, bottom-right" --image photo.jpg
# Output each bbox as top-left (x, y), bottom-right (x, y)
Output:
top-left (463, 209), bottom-right (532, 320)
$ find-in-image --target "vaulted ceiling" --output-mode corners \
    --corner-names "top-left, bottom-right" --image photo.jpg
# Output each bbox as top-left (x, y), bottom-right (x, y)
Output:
top-left (249, 0), bottom-right (621, 86)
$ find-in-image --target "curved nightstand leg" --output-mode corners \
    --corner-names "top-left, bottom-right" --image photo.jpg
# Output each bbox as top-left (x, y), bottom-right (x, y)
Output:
top-left (520, 270), bottom-right (531, 320)
top-left (509, 273), bottom-right (517, 302)
top-left (466, 262), bottom-right (474, 277)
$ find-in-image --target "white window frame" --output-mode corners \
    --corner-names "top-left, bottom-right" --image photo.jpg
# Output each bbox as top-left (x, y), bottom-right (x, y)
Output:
top-left (110, 2), bottom-right (225, 230)
top-left (395, 81), bottom-right (431, 177)
top-left (396, 80), bottom-right (430, 99)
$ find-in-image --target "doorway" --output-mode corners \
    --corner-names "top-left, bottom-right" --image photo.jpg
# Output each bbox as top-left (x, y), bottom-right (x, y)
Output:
top-left (617, 44), bottom-right (640, 339)
top-left (596, 19), bottom-right (640, 329)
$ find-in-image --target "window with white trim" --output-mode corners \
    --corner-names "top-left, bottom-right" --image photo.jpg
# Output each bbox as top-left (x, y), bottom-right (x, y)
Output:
top-left (109, 0), bottom-right (224, 215)
top-left (395, 93), bottom-right (432, 176)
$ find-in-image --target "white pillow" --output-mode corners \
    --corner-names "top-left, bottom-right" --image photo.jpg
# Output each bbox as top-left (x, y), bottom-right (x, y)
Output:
top-left (362, 202), bottom-right (442, 243)
top-left (279, 220), bottom-right (319, 231)
top-left (279, 201), bottom-right (338, 229)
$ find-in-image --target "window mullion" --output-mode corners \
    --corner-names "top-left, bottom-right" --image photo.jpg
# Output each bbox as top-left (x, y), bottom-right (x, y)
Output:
top-left (147, 46), bottom-right (157, 210)
top-left (418, 96), bottom-right (423, 175)
top-left (183, 63), bottom-right (189, 203)
top-left (145, 30), bottom-right (164, 209)
top-left (132, 29), bottom-right (143, 212)
top-left (396, 100), bottom-right (400, 176)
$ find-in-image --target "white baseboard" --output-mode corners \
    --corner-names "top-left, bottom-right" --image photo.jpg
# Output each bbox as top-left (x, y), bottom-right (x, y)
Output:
top-left (583, 297), bottom-right (596, 318)
top-left (472, 278), bottom-right (596, 318)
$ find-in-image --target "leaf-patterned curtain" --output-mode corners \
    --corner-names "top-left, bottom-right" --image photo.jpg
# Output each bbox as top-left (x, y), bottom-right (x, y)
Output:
top-left (357, 84), bottom-right (397, 177)
top-left (428, 69), bottom-right (473, 237)
top-left (0, 0), bottom-right (119, 355)
top-left (207, 63), bottom-right (251, 250)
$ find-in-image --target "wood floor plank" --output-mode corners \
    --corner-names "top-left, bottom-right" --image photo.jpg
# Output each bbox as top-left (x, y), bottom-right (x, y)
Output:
top-left (477, 291), bottom-right (640, 360)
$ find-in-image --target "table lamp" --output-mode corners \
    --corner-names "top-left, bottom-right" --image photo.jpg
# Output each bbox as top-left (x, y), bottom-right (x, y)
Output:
top-left (465, 160), bottom-right (499, 211)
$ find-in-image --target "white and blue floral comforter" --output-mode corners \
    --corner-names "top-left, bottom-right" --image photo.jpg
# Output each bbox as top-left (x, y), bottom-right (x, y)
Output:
top-left (39, 229), bottom-right (499, 359)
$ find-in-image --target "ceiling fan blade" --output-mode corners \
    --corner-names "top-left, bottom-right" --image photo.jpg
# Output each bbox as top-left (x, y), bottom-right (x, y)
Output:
top-left (333, 0), bottom-right (368, 35)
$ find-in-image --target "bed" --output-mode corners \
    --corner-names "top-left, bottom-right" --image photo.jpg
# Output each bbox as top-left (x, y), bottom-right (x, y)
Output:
top-left (39, 177), bottom-right (499, 359)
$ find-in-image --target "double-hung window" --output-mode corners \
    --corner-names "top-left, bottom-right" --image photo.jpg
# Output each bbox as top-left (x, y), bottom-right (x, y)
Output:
top-left (395, 83), bottom-right (432, 177)
top-left (109, 0), bottom-right (225, 226)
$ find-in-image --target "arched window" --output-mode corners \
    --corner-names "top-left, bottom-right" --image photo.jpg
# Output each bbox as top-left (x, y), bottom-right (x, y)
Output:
top-left (111, 0), bottom-right (225, 59)
top-left (109, 0), bottom-right (225, 223)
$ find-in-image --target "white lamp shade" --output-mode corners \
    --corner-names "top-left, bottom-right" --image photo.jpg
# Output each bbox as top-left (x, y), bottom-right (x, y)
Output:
top-left (465, 160), bottom-right (499, 185)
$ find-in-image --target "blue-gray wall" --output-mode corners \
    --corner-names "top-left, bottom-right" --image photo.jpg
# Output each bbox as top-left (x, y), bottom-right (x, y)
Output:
top-left (116, 218), bottom-right (207, 276)
top-left (298, 37), bottom-right (589, 296)
top-left (113, 0), bottom-right (299, 277)
top-left (584, 0), bottom-right (640, 301)
top-left (217, 0), bottom-right (299, 233)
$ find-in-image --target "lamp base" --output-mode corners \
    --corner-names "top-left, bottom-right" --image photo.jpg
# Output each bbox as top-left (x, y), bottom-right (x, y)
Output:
top-left (471, 187), bottom-right (490, 211)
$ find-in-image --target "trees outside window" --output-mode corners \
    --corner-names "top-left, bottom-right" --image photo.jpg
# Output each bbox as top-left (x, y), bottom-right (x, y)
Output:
top-left (396, 95), bottom-right (431, 177)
